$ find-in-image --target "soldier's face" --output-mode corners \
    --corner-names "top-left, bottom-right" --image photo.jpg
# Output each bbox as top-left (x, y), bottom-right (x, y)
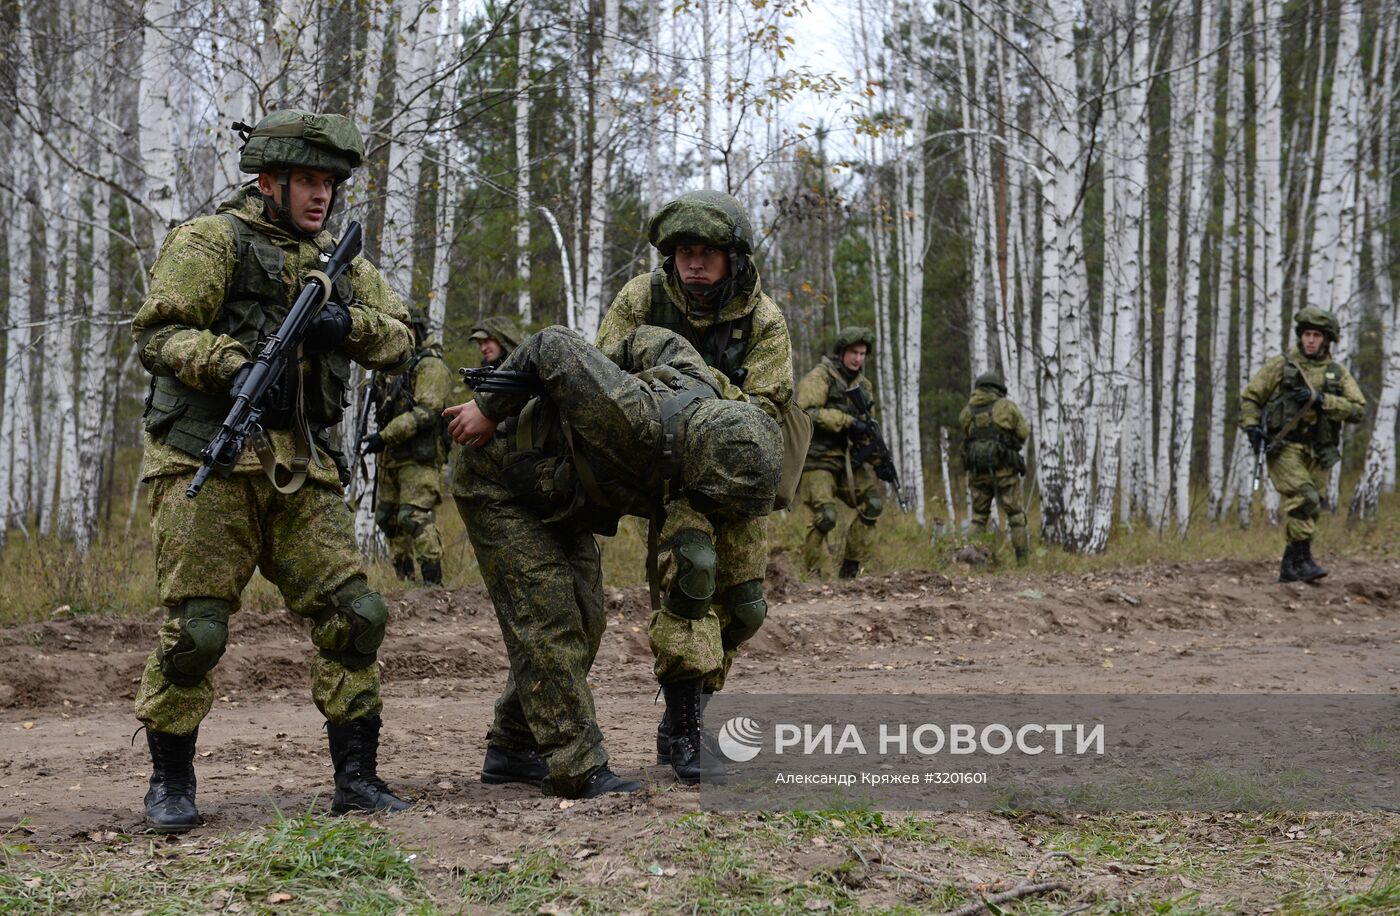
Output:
top-left (842, 343), bottom-right (869, 372)
top-left (675, 244), bottom-right (729, 294)
top-left (1300, 329), bottom-right (1326, 356)
top-left (258, 168), bottom-right (336, 233)
top-left (477, 338), bottom-right (504, 363)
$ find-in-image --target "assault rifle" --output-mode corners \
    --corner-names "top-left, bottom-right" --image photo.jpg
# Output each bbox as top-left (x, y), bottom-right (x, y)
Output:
top-left (847, 387), bottom-right (911, 511)
top-left (1250, 404), bottom-right (1269, 493)
top-left (186, 220), bottom-right (364, 498)
top-left (459, 366), bottom-right (544, 396)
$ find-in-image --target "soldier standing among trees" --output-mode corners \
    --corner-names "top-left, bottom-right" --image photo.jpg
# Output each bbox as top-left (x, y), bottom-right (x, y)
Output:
top-left (595, 191), bottom-right (794, 785)
top-left (446, 326), bottom-right (782, 795)
top-left (130, 111), bottom-right (414, 832)
top-left (362, 308), bottom-right (451, 586)
top-left (1240, 307), bottom-right (1365, 583)
top-left (959, 371), bottom-right (1032, 561)
top-left (795, 327), bottom-right (893, 579)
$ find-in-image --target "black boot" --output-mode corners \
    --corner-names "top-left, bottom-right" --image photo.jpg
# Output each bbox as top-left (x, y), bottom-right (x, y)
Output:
top-left (663, 679), bottom-right (728, 785)
top-left (838, 559), bottom-right (862, 579)
top-left (392, 556), bottom-right (414, 582)
top-left (574, 765), bottom-right (642, 799)
top-left (481, 744), bottom-right (548, 787)
top-left (1279, 542), bottom-right (1302, 583)
top-left (326, 716), bottom-right (411, 814)
top-left (1295, 540), bottom-right (1329, 583)
top-left (657, 691), bottom-right (719, 764)
top-left (144, 727), bottom-right (201, 833)
top-left (419, 560), bottom-right (443, 587)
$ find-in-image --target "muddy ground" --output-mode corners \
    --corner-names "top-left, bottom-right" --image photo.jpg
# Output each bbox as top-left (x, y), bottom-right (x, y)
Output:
top-left (3, 556), bottom-right (1400, 911)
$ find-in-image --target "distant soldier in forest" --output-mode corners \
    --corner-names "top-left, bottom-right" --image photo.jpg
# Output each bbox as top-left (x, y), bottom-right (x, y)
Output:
top-left (130, 110), bottom-right (414, 832)
top-left (796, 327), bottom-right (895, 578)
top-left (470, 316), bottom-right (524, 369)
top-left (362, 308), bottom-right (452, 586)
top-left (595, 191), bottom-right (795, 784)
top-left (959, 372), bottom-right (1031, 561)
top-left (1240, 307), bottom-right (1365, 583)
top-left (446, 326), bottom-right (781, 794)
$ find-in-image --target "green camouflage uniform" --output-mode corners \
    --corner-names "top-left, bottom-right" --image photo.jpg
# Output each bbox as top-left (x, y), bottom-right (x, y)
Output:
top-left (132, 187), bottom-right (413, 736)
top-left (595, 193), bottom-right (793, 692)
top-left (373, 340), bottom-right (452, 571)
top-left (958, 381), bottom-right (1031, 556)
top-left (451, 326), bottom-right (780, 793)
top-left (796, 329), bottom-right (884, 575)
top-left (1240, 347), bottom-right (1365, 544)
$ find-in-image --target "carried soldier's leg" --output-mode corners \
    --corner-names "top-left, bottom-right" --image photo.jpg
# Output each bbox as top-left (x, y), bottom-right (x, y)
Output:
top-left (1269, 444), bottom-right (1325, 583)
top-left (996, 474), bottom-right (1030, 561)
top-left (968, 476), bottom-right (995, 533)
top-left (841, 467), bottom-right (882, 579)
top-left (262, 480), bottom-right (408, 814)
top-left (134, 475), bottom-right (262, 832)
top-left (800, 470), bottom-right (839, 577)
top-left (375, 469), bottom-right (412, 581)
top-left (396, 463), bottom-right (444, 586)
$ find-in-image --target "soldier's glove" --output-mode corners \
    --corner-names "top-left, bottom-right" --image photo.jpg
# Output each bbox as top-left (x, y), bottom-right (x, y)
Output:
top-left (303, 300), bottom-right (353, 355)
top-left (848, 418), bottom-right (874, 438)
top-left (362, 432), bottom-right (385, 454)
top-left (1245, 427), bottom-right (1267, 456)
top-left (1289, 385), bottom-right (1323, 409)
top-left (876, 462), bottom-right (898, 484)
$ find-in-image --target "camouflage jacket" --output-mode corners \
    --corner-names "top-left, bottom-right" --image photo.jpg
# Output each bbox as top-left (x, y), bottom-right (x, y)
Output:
top-left (1239, 348), bottom-right (1366, 431)
top-left (594, 268), bottom-right (793, 420)
top-left (133, 187), bottom-right (413, 486)
top-left (958, 388), bottom-right (1030, 478)
top-left (374, 339), bottom-right (453, 469)
top-left (796, 356), bottom-right (875, 474)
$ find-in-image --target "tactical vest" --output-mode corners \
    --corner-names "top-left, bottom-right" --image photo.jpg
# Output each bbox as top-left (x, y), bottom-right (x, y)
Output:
top-left (810, 362), bottom-right (866, 458)
top-left (1264, 358), bottom-right (1345, 466)
top-left (648, 270), bottom-right (754, 384)
top-left (375, 346), bottom-right (447, 464)
top-left (143, 214), bottom-right (355, 462)
top-left (961, 400), bottom-right (1024, 474)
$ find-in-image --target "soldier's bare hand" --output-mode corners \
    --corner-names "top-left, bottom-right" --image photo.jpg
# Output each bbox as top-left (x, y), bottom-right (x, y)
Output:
top-left (444, 401), bottom-right (497, 447)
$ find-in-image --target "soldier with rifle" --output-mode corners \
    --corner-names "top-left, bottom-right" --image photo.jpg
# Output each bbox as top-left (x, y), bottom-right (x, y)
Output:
top-left (131, 110), bottom-right (414, 832)
top-left (796, 327), bottom-right (898, 578)
top-left (360, 308), bottom-right (452, 586)
top-left (1239, 307), bottom-right (1365, 583)
top-left (958, 371), bottom-right (1031, 562)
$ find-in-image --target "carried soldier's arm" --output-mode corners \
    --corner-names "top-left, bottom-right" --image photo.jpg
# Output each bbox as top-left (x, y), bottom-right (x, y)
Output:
top-left (379, 354), bottom-right (453, 447)
top-left (1238, 356), bottom-right (1285, 429)
top-left (796, 366), bottom-right (851, 432)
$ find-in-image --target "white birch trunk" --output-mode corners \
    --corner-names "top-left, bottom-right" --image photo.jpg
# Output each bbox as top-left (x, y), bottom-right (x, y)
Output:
top-left (579, 0), bottom-right (620, 341)
top-left (139, 0), bottom-right (183, 248)
top-left (1207, 2), bottom-right (1239, 522)
top-left (515, 1), bottom-right (534, 324)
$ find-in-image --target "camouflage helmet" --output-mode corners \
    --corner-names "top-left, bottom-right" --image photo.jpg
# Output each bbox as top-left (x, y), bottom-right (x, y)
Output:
top-left (648, 190), bottom-right (755, 256)
top-left (469, 316), bottom-right (525, 355)
top-left (681, 400), bottom-right (782, 519)
top-left (832, 326), bottom-right (875, 358)
top-left (1293, 306), bottom-right (1340, 342)
top-left (974, 371), bottom-right (1007, 395)
top-left (237, 110), bottom-right (364, 180)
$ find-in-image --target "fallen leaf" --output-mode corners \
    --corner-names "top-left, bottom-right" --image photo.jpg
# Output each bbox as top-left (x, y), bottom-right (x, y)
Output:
top-left (265, 891), bottom-right (295, 904)
top-left (804, 899), bottom-right (833, 911)
top-left (22, 722), bottom-right (34, 730)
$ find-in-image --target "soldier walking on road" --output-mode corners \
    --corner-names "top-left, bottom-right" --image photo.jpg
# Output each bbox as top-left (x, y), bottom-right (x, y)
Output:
top-left (447, 326), bottom-right (782, 795)
top-left (796, 327), bottom-right (893, 578)
top-left (131, 110), bottom-right (414, 832)
top-left (362, 308), bottom-right (452, 585)
top-left (959, 372), bottom-right (1031, 561)
top-left (1240, 307), bottom-right (1365, 583)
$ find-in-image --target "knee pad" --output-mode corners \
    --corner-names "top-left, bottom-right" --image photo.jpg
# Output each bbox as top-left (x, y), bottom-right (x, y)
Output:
top-left (313, 577), bottom-right (388, 670)
top-left (396, 505), bottom-right (426, 537)
top-left (664, 528), bottom-right (717, 620)
top-left (1297, 484), bottom-right (1322, 520)
top-left (160, 597), bottom-right (233, 688)
top-left (1007, 510), bottom-right (1027, 529)
top-left (857, 492), bottom-right (883, 523)
top-left (721, 580), bottom-right (767, 650)
top-left (813, 504), bottom-right (838, 534)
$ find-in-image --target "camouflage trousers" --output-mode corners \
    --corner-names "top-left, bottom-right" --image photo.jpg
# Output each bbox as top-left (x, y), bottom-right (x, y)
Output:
top-left (375, 461), bottom-right (443, 565)
top-left (1267, 443), bottom-right (1329, 544)
top-left (649, 499), bottom-right (768, 692)
top-left (454, 494), bottom-right (608, 797)
top-left (799, 466), bottom-right (880, 574)
top-left (134, 472), bottom-right (383, 736)
top-left (969, 471), bottom-right (1029, 555)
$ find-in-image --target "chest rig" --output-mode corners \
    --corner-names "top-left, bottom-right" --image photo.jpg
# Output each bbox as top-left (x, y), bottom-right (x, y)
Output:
top-left (648, 269), bottom-right (754, 385)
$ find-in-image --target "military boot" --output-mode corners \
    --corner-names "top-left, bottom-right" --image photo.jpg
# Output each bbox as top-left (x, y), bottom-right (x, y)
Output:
top-left (572, 765), bottom-right (642, 799)
top-left (1011, 526), bottom-right (1030, 563)
top-left (838, 559), bottom-right (862, 579)
top-left (144, 727), bottom-right (201, 833)
top-left (481, 744), bottom-right (548, 787)
top-left (1278, 542), bottom-right (1303, 583)
top-left (419, 560), bottom-right (443, 587)
top-left (1294, 540), bottom-right (1329, 583)
top-left (326, 716), bottom-right (411, 814)
top-left (392, 556), bottom-right (415, 582)
top-left (663, 679), bottom-right (728, 784)
top-left (656, 691), bottom-right (716, 765)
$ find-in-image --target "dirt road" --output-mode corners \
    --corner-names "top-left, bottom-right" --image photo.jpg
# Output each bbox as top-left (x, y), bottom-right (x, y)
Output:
top-left (4, 556), bottom-right (1399, 910)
